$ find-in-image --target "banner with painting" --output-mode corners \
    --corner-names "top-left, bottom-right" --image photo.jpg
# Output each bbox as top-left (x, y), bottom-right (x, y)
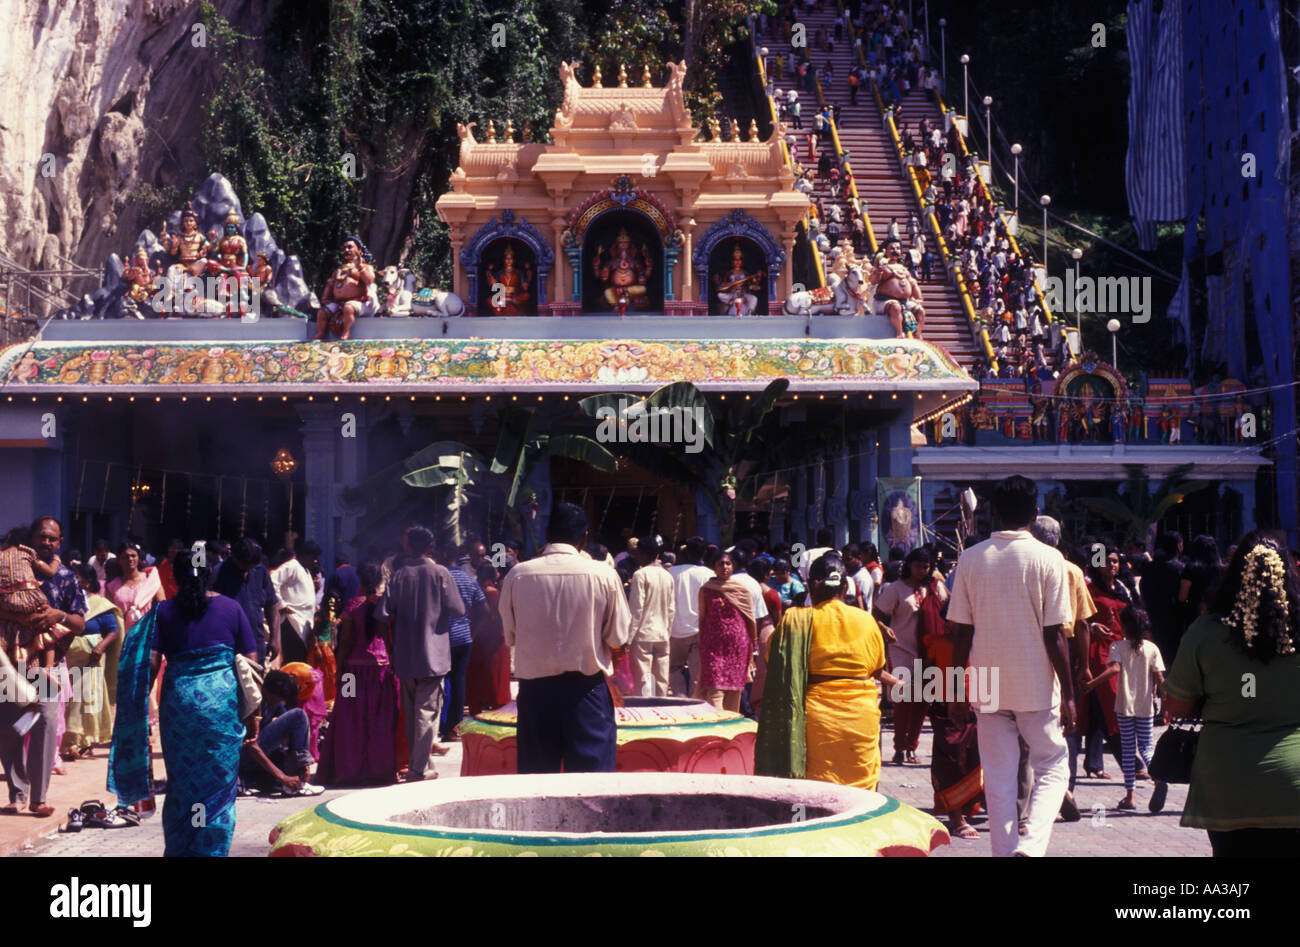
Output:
top-left (876, 477), bottom-right (922, 556)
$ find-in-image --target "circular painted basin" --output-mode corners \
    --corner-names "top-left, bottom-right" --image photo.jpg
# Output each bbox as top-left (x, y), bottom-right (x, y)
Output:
top-left (268, 772), bottom-right (950, 857)
top-left (460, 697), bottom-right (757, 776)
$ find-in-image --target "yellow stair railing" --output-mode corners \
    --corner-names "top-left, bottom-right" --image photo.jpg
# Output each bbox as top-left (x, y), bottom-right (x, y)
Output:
top-left (932, 89), bottom-right (1061, 340)
top-left (852, 56), bottom-right (994, 363)
top-left (756, 43), bottom-right (826, 290)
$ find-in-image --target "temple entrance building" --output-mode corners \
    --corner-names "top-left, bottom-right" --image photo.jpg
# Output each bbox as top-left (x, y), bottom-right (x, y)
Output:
top-left (0, 61), bottom-right (982, 567)
top-left (436, 62), bottom-right (806, 316)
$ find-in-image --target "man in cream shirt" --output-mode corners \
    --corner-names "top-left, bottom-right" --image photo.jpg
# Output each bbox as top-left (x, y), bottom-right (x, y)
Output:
top-left (948, 476), bottom-right (1075, 857)
top-left (500, 503), bottom-right (630, 773)
top-left (627, 536), bottom-right (674, 697)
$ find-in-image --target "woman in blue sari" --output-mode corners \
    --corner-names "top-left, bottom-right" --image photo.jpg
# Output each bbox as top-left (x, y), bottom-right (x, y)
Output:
top-left (110, 553), bottom-right (257, 856)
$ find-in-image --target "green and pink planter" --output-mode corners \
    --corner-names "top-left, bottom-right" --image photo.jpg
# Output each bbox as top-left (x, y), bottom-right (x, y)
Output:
top-left (268, 772), bottom-right (950, 857)
top-left (460, 697), bottom-right (759, 776)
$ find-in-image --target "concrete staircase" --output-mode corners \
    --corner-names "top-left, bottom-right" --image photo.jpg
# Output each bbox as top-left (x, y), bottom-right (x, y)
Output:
top-left (757, 8), bottom-right (980, 367)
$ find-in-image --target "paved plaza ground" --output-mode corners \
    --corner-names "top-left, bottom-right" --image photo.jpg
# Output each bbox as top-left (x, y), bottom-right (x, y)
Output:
top-left (14, 719), bottom-right (1209, 858)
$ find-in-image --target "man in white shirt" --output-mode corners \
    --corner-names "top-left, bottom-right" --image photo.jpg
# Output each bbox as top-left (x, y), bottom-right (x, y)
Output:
top-left (668, 537), bottom-right (715, 697)
top-left (948, 476), bottom-right (1075, 857)
top-left (272, 541), bottom-right (320, 666)
top-left (89, 540), bottom-right (115, 589)
top-left (627, 536), bottom-right (675, 697)
top-left (842, 544), bottom-right (875, 613)
top-left (499, 504), bottom-right (630, 772)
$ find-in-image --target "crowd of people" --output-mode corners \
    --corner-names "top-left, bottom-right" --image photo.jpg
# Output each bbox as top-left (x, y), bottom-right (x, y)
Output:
top-left (1, 488), bottom-right (1296, 857)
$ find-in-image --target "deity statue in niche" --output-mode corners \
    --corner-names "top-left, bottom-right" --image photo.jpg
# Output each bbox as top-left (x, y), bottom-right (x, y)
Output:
top-left (483, 241), bottom-right (533, 316)
top-left (712, 242), bottom-right (764, 316)
top-left (593, 228), bottom-right (652, 315)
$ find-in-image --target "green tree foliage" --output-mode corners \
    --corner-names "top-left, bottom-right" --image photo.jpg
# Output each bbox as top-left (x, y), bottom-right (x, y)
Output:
top-left (193, 0), bottom-right (764, 289)
top-left (197, 0), bottom-right (589, 289)
top-left (588, 3), bottom-right (679, 88)
top-left (1079, 464), bottom-right (1209, 546)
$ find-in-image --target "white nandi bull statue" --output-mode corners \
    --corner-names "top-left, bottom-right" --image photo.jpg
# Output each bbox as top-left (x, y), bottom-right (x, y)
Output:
top-left (410, 282), bottom-right (466, 318)
top-left (380, 266), bottom-right (414, 317)
top-left (782, 265), bottom-right (867, 316)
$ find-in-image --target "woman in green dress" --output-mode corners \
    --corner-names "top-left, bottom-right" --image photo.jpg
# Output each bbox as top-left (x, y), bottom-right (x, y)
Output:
top-left (1162, 532), bottom-right (1300, 857)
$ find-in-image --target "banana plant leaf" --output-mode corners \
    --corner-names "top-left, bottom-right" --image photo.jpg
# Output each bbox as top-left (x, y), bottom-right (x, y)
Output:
top-left (544, 434), bottom-right (619, 473)
top-left (579, 380), bottom-right (717, 451)
top-left (490, 407), bottom-right (535, 475)
top-left (401, 443), bottom-right (490, 488)
top-left (732, 379), bottom-right (789, 450)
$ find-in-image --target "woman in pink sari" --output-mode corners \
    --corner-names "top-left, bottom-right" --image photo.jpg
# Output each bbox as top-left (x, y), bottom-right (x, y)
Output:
top-left (697, 551), bottom-right (756, 712)
top-left (317, 561), bottom-right (402, 785)
top-left (105, 544), bottom-right (164, 628)
top-left (107, 543), bottom-right (165, 729)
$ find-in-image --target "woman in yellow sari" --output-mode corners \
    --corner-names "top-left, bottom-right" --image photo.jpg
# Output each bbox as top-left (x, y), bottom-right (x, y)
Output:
top-left (61, 563), bottom-right (123, 759)
top-left (756, 551), bottom-right (886, 789)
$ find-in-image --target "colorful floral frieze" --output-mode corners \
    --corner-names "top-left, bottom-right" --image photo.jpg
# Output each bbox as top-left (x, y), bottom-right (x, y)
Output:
top-left (0, 338), bottom-right (971, 389)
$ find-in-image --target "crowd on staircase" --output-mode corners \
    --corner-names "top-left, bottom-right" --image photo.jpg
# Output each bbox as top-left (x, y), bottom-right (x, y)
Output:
top-left (757, 0), bottom-right (1064, 376)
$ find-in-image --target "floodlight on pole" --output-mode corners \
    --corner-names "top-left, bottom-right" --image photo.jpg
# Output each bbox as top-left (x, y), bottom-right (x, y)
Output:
top-left (1010, 143), bottom-right (1022, 217)
top-left (982, 95), bottom-right (993, 165)
top-left (1070, 247), bottom-right (1083, 333)
top-left (1039, 194), bottom-right (1052, 269)
top-left (960, 55), bottom-right (970, 122)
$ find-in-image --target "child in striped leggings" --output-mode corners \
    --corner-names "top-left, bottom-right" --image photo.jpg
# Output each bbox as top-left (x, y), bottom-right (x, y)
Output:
top-left (1094, 608), bottom-right (1169, 812)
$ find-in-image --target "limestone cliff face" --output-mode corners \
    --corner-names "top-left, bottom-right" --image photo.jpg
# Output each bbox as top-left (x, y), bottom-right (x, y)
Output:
top-left (0, 0), bottom-right (264, 278)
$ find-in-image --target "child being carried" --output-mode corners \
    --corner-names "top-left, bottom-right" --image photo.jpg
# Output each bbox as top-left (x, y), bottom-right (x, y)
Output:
top-left (0, 526), bottom-right (70, 668)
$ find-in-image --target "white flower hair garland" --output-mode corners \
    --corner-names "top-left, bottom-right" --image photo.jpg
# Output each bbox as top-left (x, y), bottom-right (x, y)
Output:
top-left (1222, 545), bottom-right (1295, 656)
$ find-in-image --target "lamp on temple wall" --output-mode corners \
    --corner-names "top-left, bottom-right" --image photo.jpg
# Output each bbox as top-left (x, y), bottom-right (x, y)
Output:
top-left (1107, 319), bottom-right (1121, 370)
top-left (270, 447), bottom-right (297, 481)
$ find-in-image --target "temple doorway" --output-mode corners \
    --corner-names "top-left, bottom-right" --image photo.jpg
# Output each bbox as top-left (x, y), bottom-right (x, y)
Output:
top-left (551, 455), bottom-right (695, 553)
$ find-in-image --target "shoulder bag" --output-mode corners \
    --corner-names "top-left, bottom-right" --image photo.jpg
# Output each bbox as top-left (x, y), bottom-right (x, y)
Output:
top-left (1148, 718), bottom-right (1201, 784)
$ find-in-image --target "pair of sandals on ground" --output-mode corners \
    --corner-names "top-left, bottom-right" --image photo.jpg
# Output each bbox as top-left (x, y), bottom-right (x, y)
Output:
top-left (61, 799), bottom-right (140, 831)
top-left (59, 745), bottom-right (96, 763)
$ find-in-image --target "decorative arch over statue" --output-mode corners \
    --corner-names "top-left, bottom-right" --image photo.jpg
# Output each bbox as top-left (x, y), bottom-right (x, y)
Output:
top-left (460, 210), bottom-right (554, 313)
top-left (1055, 352), bottom-right (1129, 402)
top-left (1054, 353), bottom-right (1131, 443)
top-left (561, 176), bottom-right (684, 310)
top-left (692, 209), bottom-right (785, 311)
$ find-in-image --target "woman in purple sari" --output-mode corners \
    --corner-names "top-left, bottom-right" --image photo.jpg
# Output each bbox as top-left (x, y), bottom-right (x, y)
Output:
top-left (317, 562), bottom-right (401, 785)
